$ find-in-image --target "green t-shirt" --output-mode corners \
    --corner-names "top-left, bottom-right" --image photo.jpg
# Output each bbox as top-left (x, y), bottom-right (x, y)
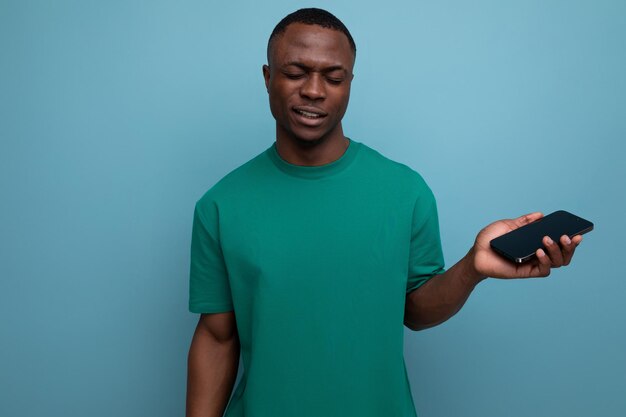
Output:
top-left (190, 139), bottom-right (445, 417)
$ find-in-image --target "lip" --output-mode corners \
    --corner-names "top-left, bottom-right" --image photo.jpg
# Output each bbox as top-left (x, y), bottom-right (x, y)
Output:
top-left (292, 106), bottom-right (328, 116)
top-left (292, 106), bottom-right (327, 127)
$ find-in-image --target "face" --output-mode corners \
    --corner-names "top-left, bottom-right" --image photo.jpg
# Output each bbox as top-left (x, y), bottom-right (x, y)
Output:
top-left (263, 23), bottom-right (355, 146)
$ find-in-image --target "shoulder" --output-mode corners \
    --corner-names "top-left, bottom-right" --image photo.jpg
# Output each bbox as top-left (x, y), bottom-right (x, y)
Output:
top-left (196, 147), bottom-right (272, 210)
top-left (356, 141), bottom-right (433, 195)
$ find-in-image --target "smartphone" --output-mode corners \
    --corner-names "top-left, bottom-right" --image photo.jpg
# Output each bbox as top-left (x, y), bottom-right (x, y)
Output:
top-left (489, 210), bottom-right (594, 263)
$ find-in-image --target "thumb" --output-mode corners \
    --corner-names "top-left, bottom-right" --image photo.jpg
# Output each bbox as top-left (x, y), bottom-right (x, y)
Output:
top-left (510, 212), bottom-right (543, 229)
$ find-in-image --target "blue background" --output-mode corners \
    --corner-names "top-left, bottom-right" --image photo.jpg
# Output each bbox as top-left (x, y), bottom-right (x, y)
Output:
top-left (1, 1), bottom-right (624, 416)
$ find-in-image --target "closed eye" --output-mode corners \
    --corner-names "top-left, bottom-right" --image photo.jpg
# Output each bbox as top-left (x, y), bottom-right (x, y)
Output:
top-left (326, 77), bottom-right (344, 85)
top-left (283, 72), bottom-right (305, 80)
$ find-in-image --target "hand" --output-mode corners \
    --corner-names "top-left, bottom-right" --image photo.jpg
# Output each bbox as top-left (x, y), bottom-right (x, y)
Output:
top-left (468, 212), bottom-right (583, 280)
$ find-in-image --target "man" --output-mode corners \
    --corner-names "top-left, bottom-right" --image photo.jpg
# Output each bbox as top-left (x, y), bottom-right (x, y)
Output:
top-left (186, 8), bottom-right (582, 417)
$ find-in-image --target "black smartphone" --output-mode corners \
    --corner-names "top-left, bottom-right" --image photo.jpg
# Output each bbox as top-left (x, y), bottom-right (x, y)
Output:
top-left (489, 210), bottom-right (594, 263)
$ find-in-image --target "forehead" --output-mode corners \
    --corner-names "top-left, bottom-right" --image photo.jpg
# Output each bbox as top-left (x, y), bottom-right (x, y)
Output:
top-left (269, 23), bottom-right (354, 68)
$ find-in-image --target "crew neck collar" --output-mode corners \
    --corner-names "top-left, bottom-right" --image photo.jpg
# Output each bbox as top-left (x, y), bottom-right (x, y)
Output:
top-left (267, 138), bottom-right (360, 180)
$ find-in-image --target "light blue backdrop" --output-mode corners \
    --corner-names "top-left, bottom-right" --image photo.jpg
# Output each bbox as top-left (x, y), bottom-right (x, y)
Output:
top-left (1, 1), bottom-right (624, 416)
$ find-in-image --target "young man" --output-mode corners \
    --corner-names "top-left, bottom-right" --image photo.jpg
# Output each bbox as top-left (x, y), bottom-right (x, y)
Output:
top-left (186, 8), bottom-right (582, 417)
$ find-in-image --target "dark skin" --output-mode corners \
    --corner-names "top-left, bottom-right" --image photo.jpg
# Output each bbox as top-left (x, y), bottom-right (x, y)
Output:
top-left (261, 23), bottom-right (584, 330)
top-left (405, 214), bottom-right (583, 330)
top-left (186, 22), bottom-right (584, 417)
top-left (263, 23), bottom-right (355, 166)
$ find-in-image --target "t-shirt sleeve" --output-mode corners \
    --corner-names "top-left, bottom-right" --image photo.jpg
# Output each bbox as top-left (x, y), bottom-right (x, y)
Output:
top-left (189, 199), bottom-right (234, 313)
top-left (406, 182), bottom-right (446, 293)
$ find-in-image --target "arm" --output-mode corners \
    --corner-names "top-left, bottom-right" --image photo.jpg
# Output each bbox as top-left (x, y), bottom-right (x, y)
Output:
top-left (186, 311), bottom-right (240, 417)
top-left (404, 212), bottom-right (583, 331)
top-left (404, 251), bottom-right (483, 331)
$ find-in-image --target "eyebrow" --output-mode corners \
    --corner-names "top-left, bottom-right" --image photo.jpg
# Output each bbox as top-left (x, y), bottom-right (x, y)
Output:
top-left (282, 62), bottom-right (347, 73)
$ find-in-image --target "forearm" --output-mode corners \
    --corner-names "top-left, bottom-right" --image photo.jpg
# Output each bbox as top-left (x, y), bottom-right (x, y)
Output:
top-left (404, 249), bottom-right (486, 331)
top-left (186, 326), bottom-right (240, 417)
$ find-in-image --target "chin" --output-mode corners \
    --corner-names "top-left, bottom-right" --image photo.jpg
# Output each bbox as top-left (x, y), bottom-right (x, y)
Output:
top-left (285, 127), bottom-right (330, 147)
top-left (293, 135), bottom-right (327, 147)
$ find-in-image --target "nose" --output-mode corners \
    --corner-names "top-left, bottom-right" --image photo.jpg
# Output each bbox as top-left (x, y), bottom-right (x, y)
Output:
top-left (300, 73), bottom-right (325, 100)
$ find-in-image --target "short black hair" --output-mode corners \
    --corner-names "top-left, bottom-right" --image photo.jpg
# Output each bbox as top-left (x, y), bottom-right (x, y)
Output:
top-left (267, 8), bottom-right (356, 62)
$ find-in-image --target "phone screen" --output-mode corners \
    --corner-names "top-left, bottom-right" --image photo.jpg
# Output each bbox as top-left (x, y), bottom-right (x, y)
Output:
top-left (490, 210), bottom-right (593, 263)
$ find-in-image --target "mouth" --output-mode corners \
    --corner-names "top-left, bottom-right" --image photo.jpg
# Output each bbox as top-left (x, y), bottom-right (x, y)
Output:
top-left (292, 106), bottom-right (327, 120)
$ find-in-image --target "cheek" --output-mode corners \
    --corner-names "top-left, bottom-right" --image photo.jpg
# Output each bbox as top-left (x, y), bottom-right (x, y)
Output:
top-left (268, 88), bottom-right (298, 124)
top-left (269, 86), bottom-right (295, 110)
top-left (331, 90), bottom-right (351, 114)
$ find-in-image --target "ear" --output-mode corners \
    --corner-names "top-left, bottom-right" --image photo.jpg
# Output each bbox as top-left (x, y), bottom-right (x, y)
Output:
top-left (262, 65), bottom-right (271, 92)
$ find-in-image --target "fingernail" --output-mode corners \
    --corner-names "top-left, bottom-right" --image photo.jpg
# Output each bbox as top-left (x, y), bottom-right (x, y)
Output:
top-left (545, 237), bottom-right (553, 245)
top-left (564, 236), bottom-right (571, 245)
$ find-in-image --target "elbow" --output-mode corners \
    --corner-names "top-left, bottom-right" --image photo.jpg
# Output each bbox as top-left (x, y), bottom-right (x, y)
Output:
top-left (404, 319), bottom-right (436, 332)
top-left (404, 320), bottom-right (419, 332)
top-left (404, 292), bottom-right (436, 331)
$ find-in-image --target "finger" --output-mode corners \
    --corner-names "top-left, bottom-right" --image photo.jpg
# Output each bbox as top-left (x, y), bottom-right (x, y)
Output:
top-left (511, 212), bottom-right (543, 229)
top-left (543, 235), bottom-right (564, 267)
top-left (561, 234), bottom-right (583, 265)
top-left (535, 248), bottom-right (552, 277)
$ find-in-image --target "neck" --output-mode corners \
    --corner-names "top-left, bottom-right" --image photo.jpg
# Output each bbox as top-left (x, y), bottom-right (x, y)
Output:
top-left (275, 131), bottom-right (349, 166)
